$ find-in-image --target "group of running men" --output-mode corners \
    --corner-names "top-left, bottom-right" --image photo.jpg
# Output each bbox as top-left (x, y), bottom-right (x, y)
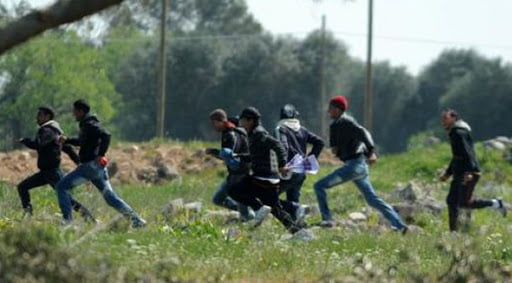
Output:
top-left (16, 96), bottom-right (507, 232)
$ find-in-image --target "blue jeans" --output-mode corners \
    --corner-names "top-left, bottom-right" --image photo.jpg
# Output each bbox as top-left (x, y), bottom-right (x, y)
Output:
top-left (56, 161), bottom-right (142, 222)
top-left (314, 157), bottom-right (406, 229)
top-left (213, 174), bottom-right (251, 219)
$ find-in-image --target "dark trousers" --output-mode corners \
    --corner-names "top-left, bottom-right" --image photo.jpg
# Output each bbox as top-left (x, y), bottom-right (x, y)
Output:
top-left (229, 176), bottom-right (300, 232)
top-left (212, 173), bottom-right (251, 219)
top-left (279, 173), bottom-right (306, 203)
top-left (279, 173), bottom-right (306, 217)
top-left (446, 174), bottom-right (493, 231)
top-left (17, 169), bottom-right (85, 213)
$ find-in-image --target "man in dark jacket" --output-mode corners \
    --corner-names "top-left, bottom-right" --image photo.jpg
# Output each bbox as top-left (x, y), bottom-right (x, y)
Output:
top-left (275, 104), bottom-right (324, 214)
top-left (56, 100), bottom-right (145, 227)
top-left (439, 109), bottom-right (506, 231)
top-left (205, 109), bottom-right (253, 221)
top-left (17, 106), bottom-right (94, 220)
top-left (229, 107), bottom-right (301, 233)
top-left (313, 96), bottom-right (407, 232)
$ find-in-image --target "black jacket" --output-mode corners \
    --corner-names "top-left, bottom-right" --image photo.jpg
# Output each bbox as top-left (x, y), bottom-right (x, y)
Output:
top-left (275, 119), bottom-right (324, 161)
top-left (330, 114), bottom-right (375, 162)
top-left (445, 120), bottom-right (480, 176)
top-left (244, 125), bottom-right (287, 179)
top-left (21, 120), bottom-right (80, 170)
top-left (65, 115), bottom-right (111, 163)
top-left (209, 126), bottom-right (250, 175)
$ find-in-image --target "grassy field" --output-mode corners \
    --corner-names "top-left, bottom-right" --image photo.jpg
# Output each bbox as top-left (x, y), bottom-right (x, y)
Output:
top-left (1, 142), bottom-right (512, 282)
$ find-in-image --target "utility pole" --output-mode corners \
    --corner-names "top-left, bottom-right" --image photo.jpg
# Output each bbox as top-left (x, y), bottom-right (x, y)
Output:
top-left (156, 0), bottom-right (168, 138)
top-left (364, 0), bottom-right (374, 132)
top-left (319, 15), bottom-right (327, 139)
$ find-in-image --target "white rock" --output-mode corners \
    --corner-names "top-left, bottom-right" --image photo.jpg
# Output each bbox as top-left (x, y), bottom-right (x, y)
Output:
top-left (349, 212), bottom-right (368, 222)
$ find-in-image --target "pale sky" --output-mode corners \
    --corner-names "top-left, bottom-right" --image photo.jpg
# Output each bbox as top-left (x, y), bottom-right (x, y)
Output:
top-left (17, 0), bottom-right (512, 75)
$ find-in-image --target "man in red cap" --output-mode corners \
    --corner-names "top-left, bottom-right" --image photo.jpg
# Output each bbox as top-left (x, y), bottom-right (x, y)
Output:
top-left (313, 96), bottom-right (408, 233)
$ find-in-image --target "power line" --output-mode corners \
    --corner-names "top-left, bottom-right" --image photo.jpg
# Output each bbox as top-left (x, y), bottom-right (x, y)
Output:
top-left (103, 31), bottom-right (512, 52)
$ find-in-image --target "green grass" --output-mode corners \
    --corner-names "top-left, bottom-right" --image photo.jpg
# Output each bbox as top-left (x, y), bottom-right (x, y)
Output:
top-left (1, 142), bottom-right (512, 282)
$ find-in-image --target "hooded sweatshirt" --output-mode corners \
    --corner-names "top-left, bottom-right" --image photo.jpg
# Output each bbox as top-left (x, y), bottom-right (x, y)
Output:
top-left (445, 119), bottom-right (480, 176)
top-left (20, 120), bottom-right (80, 170)
top-left (275, 118), bottom-right (324, 162)
top-left (65, 115), bottom-right (111, 163)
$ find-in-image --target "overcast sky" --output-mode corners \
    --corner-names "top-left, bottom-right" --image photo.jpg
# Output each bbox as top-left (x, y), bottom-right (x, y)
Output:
top-left (17, 0), bottom-right (512, 75)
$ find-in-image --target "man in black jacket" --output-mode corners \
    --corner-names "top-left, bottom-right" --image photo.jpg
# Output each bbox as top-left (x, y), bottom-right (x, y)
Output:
top-left (56, 100), bottom-right (145, 227)
top-left (314, 96), bottom-right (407, 232)
top-left (205, 109), bottom-right (253, 221)
top-left (275, 104), bottom-right (324, 218)
top-left (229, 107), bottom-right (301, 233)
top-left (439, 109), bottom-right (506, 231)
top-left (17, 106), bottom-right (94, 220)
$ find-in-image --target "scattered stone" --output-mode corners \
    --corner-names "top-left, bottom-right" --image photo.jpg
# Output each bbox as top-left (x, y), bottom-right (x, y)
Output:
top-left (184, 201), bottom-right (202, 213)
top-left (155, 163), bottom-right (180, 181)
top-left (349, 212), bottom-right (368, 222)
top-left (484, 140), bottom-right (507, 151)
top-left (281, 229), bottom-right (315, 242)
top-left (162, 198), bottom-right (184, 217)
top-left (391, 182), bottom-right (422, 202)
top-left (495, 136), bottom-right (512, 146)
top-left (205, 210), bottom-right (240, 222)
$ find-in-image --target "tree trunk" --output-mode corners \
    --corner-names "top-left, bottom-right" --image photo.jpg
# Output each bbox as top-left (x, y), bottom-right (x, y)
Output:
top-left (0, 0), bottom-right (125, 55)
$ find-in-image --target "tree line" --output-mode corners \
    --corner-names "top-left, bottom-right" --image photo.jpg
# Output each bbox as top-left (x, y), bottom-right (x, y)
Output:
top-left (1, 0), bottom-right (511, 152)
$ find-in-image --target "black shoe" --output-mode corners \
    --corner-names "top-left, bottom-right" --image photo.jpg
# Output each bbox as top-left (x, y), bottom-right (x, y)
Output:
top-left (79, 207), bottom-right (97, 223)
top-left (498, 199), bottom-right (507, 218)
top-left (23, 206), bottom-right (33, 218)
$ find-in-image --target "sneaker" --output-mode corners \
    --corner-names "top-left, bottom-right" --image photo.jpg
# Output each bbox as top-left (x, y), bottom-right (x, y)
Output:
top-left (23, 206), bottom-right (33, 218)
top-left (240, 209), bottom-right (256, 222)
top-left (498, 199), bottom-right (507, 217)
top-left (131, 218), bottom-right (147, 229)
top-left (79, 207), bottom-right (97, 223)
top-left (392, 226), bottom-right (409, 235)
top-left (295, 205), bottom-right (310, 223)
top-left (253, 205), bottom-right (271, 228)
top-left (318, 220), bottom-right (335, 228)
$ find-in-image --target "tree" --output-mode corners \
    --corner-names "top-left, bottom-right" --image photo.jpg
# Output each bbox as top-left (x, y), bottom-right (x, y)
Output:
top-left (0, 31), bottom-right (119, 150)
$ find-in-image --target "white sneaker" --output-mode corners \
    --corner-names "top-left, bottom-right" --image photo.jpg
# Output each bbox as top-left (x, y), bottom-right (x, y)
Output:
top-left (253, 205), bottom-right (271, 228)
top-left (295, 205), bottom-right (310, 222)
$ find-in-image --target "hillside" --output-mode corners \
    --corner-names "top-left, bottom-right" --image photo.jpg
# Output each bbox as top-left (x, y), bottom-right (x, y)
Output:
top-left (0, 141), bottom-right (511, 282)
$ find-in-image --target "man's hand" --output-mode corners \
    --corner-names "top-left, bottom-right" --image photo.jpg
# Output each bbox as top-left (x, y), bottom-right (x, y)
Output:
top-left (97, 156), bottom-right (109, 167)
top-left (439, 174), bottom-right (450, 182)
top-left (58, 135), bottom-right (67, 144)
top-left (279, 167), bottom-right (290, 176)
top-left (367, 153), bottom-right (378, 165)
top-left (463, 173), bottom-right (474, 185)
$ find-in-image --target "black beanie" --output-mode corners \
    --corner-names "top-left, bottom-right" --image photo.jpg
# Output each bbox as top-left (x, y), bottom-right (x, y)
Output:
top-left (73, 99), bottom-right (90, 114)
top-left (240, 107), bottom-right (261, 121)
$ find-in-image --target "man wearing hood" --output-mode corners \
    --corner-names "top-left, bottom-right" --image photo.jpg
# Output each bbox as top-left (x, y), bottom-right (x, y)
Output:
top-left (313, 96), bottom-right (408, 233)
top-left (440, 109), bottom-right (506, 231)
top-left (17, 106), bottom-right (95, 221)
top-left (56, 100), bottom-right (146, 228)
top-left (275, 104), bottom-right (324, 219)
top-left (228, 107), bottom-right (302, 233)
